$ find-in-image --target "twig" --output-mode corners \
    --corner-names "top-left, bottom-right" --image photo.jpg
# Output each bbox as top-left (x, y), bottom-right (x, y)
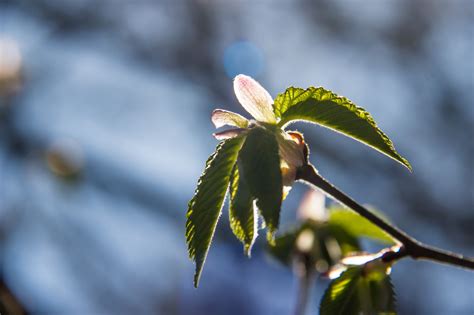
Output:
top-left (0, 278), bottom-right (28, 315)
top-left (293, 262), bottom-right (314, 315)
top-left (296, 164), bottom-right (474, 270)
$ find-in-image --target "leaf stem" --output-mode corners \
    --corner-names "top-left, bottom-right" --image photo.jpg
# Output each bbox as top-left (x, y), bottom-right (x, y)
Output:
top-left (296, 164), bottom-right (474, 270)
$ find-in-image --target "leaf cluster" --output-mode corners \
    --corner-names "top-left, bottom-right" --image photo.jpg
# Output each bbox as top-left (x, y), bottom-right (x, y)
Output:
top-left (268, 206), bottom-right (397, 314)
top-left (186, 83), bottom-right (410, 291)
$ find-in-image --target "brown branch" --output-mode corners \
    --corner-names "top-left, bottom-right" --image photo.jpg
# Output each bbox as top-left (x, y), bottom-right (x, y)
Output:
top-left (296, 164), bottom-right (474, 270)
top-left (0, 278), bottom-right (28, 315)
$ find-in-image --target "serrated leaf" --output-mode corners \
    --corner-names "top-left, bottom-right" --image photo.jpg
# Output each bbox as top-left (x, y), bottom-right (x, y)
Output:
top-left (328, 207), bottom-right (396, 244)
top-left (367, 275), bottom-right (397, 314)
top-left (320, 267), bottom-right (361, 315)
top-left (229, 164), bottom-right (257, 256)
top-left (273, 87), bottom-right (307, 118)
top-left (273, 87), bottom-right (411, 170)
top-left (239, 126), bottom-right (283, 237)
top-left (186, 136), bottom-right (245, 287)
top-left (320, 266), bottom-right (397, 315)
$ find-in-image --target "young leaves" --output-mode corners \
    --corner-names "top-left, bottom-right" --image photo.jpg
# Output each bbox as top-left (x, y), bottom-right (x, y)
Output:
top-left (320, 265), bottom-right (397, 315)
top-left (238, 126), bottom-right (283, 238)
top-left (229, 165), bottom-right (258, 256)
top-left (328, 207), bottom-right (396, 245)
top-left (187, 125), bottom-right (285, 286)
top-left (186, 136), bottom-right (245, 287)
top-left (273, 87), bottom-right (411, 170)
top-left (188, 76), bottom-right (413, 289)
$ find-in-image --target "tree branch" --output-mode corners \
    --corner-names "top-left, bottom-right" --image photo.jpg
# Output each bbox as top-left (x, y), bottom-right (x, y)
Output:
top-left (296, 164), bottom-right (474, 270)
top-left (0, 277), bottom-right (28, 315)
top-left (292, 252), bottom-right (315, 315)
top-left (293, 270), bottom-right (314, 315)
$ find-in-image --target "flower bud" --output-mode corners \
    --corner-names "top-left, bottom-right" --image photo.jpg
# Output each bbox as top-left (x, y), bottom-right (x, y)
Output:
top-left (277, 131), bottom-right (306, 192)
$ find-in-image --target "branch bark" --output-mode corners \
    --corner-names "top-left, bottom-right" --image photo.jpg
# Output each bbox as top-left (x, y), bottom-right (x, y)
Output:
top-left (296, 164), bottom-right (474, 270)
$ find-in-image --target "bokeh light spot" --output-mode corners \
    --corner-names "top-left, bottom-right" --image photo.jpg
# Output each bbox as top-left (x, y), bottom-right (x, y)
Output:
top-left (223, 41), bottom-right (264, 78)
top-left (0, 37), bottom-right (23, 98)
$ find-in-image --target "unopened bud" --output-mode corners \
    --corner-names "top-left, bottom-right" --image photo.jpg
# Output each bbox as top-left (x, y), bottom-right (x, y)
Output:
top-left (277, 130), bottom-right (306, 190)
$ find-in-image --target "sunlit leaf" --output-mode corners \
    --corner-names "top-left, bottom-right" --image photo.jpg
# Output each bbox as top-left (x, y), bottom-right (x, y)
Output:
top-left (325, 223), bottom-right (361, 255)
top-left (273, 87), bottom-right (411, 170)
top-left (320, 265), bottom-right (397, 315)
top-left (328, 207), bottom-right (396, 244)
top-left (239, 126), bottom-right (282, 237)
top-left (186, 136), bottom-right (245, 287)
top-left (229, 165), bottom-right (257, 256)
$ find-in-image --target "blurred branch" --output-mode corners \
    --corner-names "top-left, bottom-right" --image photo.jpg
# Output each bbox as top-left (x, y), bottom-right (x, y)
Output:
top-left (293, 271), bottom-right (313, 315)
top-left (293, 252), bottom-right (315, 315)
top-left (296, 164), bottom-right (474, 270)
top-left (0, 278), bottom-right (28, 315)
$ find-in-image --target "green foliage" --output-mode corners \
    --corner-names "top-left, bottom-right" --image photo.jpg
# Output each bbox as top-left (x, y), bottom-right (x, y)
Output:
top-left (229, 165), bottom-right (257, 256)
top-left (320, 266), bottom-right (397, 315)
top-left (267, 227), bottom-right (298, 265)
top-left (325, 223), bottom-right (362, 256)
top-left (267, 206), bottom-right (396, 270)
top-left (268, 220), bottom-right (360, 268)
top-left (273, 87), bottom-right (411, 170)
top-left (186, 136), bottom-right (245, 287)
top-left (188, 79), bottom-right (413, 293)
top-left (238, 126), bottom-right (283, 238)
top-left (328, 207), bottom-right (396, 244)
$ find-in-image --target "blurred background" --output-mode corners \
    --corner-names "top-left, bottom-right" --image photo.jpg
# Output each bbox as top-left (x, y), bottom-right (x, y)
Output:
top-left (0, 0), bottom-right (473, 314)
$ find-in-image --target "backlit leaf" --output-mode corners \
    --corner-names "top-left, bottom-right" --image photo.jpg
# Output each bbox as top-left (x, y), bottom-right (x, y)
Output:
top-left (186, 136), bottom-right (245, 287)
top-left (229, 164), bottom-right (258, 256)
top-left (328, 207), bottom-right (396, 244)
top-left (273, 87), bottom-right (411, 170)
top-left (239, 126), bottom-right (283, 237)
top-left (320, 265), bottom-right (397, 315)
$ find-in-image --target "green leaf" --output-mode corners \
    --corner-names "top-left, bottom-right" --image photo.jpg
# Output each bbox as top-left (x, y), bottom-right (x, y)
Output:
top-left (320, 266), bottom-right (397, 315)
top-left (273, 87), bottom-right (306, 118)
top-left (229, 164), bottom-right (258, 256)
top-left (320, 267), bottom-right (361, 315)
top-left (328, 207), bottom-right (396, 244)
top-left (186, 136), bottom-right (245, 287)
top-left (325, 223), bottom-right (361, 256)
top-left (273, 87), bottom-right (411, 170)
top-left (267, 228), bottom-right (298, 266)
top-left (267, 220), bottom-right (361, 268)
top-left (239, 126), bottom-right (283, 237)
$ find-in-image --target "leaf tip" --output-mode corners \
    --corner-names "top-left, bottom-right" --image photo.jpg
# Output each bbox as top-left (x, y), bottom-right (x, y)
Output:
top-left (193, 269), bottom-right (202, 288)
top-left (399, 157), bottom-right (412, 172)
top-left (244, 245), bottom-right (252, 258)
